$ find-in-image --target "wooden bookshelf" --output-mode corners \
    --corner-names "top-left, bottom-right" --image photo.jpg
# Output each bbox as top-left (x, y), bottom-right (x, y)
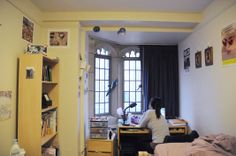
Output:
top-left (18, 54), bottom-right (59, 156)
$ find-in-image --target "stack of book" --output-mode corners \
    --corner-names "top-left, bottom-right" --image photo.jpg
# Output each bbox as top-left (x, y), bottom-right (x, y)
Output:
top-left (90, 117), bottom-right (108, 139)
top-left (168, 119), bottom-right (187, 126)
top-left (41, 111), bottom-right (57, 137)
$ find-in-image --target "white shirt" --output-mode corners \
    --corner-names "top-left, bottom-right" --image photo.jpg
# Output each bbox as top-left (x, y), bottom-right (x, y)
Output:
top-left (139, 109), bottom-right (170, 143)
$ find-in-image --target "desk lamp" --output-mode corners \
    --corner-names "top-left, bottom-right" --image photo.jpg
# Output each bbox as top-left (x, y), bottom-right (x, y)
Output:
top-left (122, 102), bottom-right (137, 125)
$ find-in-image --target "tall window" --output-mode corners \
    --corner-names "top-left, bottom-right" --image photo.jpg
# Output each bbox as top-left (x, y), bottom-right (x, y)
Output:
top-left (123, 49), bottom-right (142, 113)
top-left (94, 48), bottom-right (110, 115)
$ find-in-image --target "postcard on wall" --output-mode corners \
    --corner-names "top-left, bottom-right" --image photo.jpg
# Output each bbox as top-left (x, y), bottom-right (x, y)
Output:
top-left (0, 91), bottom-right (12, 121)
top-left (22, 16), bottom-right (34, 43)
top-left (221, 23), bottom-right (236, 65)
top-left (184, 48), bottom-right (190, 72)
top-left (195, 51), bottom-right (202, 68)
top-left (48, 30), bottom-right (69, 47)
top-left (205, 47), bottom-right (213, 66)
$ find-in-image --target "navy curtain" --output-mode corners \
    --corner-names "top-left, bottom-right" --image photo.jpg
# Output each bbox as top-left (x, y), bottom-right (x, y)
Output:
top-left (140, 45), bottom-right (179, 119)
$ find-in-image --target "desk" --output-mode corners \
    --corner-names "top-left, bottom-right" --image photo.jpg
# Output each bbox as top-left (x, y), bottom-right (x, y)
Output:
top-left (118, 126), bottom-right (151, 156)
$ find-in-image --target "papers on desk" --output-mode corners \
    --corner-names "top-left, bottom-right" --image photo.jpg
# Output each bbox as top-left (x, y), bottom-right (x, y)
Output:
top-left (168, 119), bottom-right (187, 126)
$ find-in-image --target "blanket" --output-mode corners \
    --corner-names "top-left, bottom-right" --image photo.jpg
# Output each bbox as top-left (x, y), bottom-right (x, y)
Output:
top-left (155, 133), bottom-right (236, 156)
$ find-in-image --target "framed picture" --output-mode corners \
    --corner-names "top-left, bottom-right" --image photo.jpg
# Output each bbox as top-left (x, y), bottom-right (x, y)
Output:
top-left (205, 47), bottom-right (213, 66)
top-left (184, 48), bottom-right (190, 71)
top-left (22, 17), bottom-right (34, 43)
top-left (48, 30), bottom-right (69, 47)
top-left (221, 23), bottom-right (236, 65)
top-left (195, 51), bottom-right (202, 68)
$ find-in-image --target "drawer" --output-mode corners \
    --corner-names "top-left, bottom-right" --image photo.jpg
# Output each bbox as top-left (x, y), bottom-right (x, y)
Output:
top-left (90, 121), bottom-right (108, 128)
top-left (87, 140), bottom-right (112, 152)
top-left (87, 151), bottom-right (112, 156)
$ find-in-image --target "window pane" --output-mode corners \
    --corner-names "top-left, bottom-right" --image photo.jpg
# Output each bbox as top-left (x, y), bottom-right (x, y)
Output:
top-left (95, 92), bottom-right (99, 103)
top-left (136, 52), bottom-right (140, 57)
top-left (100, 59), bottom-right (104, 68)
top-left (105, 103), bottom-right (109, 113)
top-left (95, 104), bottom-right (99, 114)
top-left (130, 92), bottom-right (135, 102)
top-left (105, 95), bottom-right (109, 102)
top-left (136, 103), bottom-right (141, 112)
top-left (100, 69), bottom-right (104, 79)
top-left (95, 58), bottom-right (100, 67)
top-left (124, 71), bottom-right (129, 80)
top-left (136, 92), bottom-right (141, 102)
top-left (136, 61), bottom-right (141, 69)
top-left (130, 82), bottom-right (135, 91)
top-left (105, 81), bottom-right (109, 91)
top-left (130, 61), bottom-right (135, 70)
top-left (136, 71), bottom-right (141, 80)
top-left (130, 70), bottom-right (135, 80)
top-left (100, 92), bottom-right (105, 102)
top-left (105, 70), bottom-right (109, 80)
top-left (124, 61), bottom-right (129, 69)
top-left (124, 92), bottom-right (129, 102)
top-left (100, 104), bottom-right (104, 114)
top-left (124, 81), bottom-right (129, 91)
top-left (95, 69), bottom-right (99, 80)
top-left (105, 59), bottom-right (109, 69)
top-left (100, 81), bottom-right (105, 91)
top-left (95, 81), bottom-right (99, 91)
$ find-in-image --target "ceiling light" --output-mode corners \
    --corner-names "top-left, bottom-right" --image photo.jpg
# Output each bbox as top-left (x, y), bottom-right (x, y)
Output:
top-left (93, 26), bottom-right (100, 32)
top-left (117, 27), bottom-right (126, 36)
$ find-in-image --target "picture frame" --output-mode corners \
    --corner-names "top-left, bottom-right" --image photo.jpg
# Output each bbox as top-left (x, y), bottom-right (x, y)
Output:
top-left (195, 51), bottom-right (202, 68)
top-left (184, 48), bottom-right (190, 71)
top-left (205, 47), bottom-right (213, 66)
top-left (22, 16), bottom-right (34, 43)
top-left (48, 30), bottom-right (69, 47)
top-left (26, 44), bottom-right (47, 55)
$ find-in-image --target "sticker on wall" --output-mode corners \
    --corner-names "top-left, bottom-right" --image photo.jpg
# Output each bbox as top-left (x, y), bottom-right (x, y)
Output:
top-left (205, 47), bottom-right (213, 66)
top-left (22, 16), bottom-right (34, 43)
top-left (184, 48), bottom-right (190, 72)
top-left (195, 51), bottom-right (202, 68)
top-left (48, 30), bottom-right (69, 47)
top-left (221, 23), bottom-right (236, 65)
top-left (0, 91), bottom-right (12, 121)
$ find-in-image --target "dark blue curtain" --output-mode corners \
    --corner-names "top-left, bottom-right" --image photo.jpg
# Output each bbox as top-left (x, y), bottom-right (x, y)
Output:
top-left (140, 45), bottom-right (179, 119)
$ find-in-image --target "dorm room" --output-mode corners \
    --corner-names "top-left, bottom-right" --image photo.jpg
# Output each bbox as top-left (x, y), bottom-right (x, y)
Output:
top-left (1, 0), bottom-right (236, 156)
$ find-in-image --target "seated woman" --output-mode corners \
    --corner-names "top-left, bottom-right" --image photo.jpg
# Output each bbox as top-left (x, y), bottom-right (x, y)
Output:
top-left (138, 97), bottom-right (170, 154)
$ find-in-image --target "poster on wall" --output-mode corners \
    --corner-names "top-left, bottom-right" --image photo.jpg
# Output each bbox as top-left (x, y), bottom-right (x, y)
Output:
top-left (184, 48), bottom-right (190, 72)
top-left (195, 51), bottom-right (202, 68)
top-left (205, 47), bottom-right (213, 66)
top-left (48, 30), bottom-right (69, 47)
top-left (0, 91), bottom-right (12, 121)
top-left (22, 17), bottom-right (34, 43)
top-left (221, 23), bottom-right (236, 65)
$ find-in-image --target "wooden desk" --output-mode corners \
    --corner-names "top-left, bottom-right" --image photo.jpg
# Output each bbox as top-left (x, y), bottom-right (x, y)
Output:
top-left (118, 126), bottom-right (151, 156)
top-left (87, 138), bottom-right (114, 156)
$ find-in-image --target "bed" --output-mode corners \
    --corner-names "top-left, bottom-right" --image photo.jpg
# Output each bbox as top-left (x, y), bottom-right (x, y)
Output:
top-left (154, 133), bottom-right (236, 156)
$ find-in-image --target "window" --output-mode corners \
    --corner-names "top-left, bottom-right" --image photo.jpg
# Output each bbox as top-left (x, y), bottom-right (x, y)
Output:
top-left (123, 49), bottom-right (142, 113)
top-left (94, 48), bottom-right (110, 115)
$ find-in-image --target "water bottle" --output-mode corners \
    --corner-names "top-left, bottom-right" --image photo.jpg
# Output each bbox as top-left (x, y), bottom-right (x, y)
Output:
top-left (10, 139), bottom-right (20, 156)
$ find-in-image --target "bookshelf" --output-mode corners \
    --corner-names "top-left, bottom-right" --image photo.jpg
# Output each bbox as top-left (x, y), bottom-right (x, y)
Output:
top-left (18, 54), bottom-right (59, 156)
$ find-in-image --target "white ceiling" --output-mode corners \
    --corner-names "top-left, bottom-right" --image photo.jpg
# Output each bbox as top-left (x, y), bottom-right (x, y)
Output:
top-left (30, 0), bottom-right (214, 45)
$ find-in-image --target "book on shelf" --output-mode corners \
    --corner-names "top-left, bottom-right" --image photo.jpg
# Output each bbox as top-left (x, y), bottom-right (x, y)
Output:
top-left (42, 147), bottom-right (57, 156)
top-left (41, 111), bottom-right (57, 137)
top-left (42, 65), bottom-right (52, 81)
top-left (168, 118), bottom-right (187, 126)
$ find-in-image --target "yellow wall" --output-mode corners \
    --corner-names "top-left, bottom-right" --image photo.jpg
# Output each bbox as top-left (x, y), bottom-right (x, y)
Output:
top-left (0, 0), bottom-right (42, 155)
top-left (0, 1), bottom-right (81, 156)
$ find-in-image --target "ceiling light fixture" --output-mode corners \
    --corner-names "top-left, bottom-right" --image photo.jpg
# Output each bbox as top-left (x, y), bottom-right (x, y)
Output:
top-left (117, 27), bottom-right (126, 36)
top-left (93, 26), bottom-right (100, 33)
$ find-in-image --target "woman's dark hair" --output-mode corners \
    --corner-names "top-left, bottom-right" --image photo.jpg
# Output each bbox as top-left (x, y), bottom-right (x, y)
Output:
top-left (149, 97), bottom-right (162, 119)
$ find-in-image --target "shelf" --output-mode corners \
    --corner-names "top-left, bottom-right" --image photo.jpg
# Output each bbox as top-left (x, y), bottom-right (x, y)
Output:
top-left (41, 132), bottom-right (57, 146)
top-left (42, 106), bottom-right (57, 113)
top-left (43, 56), bottom-right (59, 64)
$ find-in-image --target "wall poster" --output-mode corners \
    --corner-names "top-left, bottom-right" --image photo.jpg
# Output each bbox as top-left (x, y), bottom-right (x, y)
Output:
top-left (195, 51), bottom-right (202, 68)
top-left (0, 91), bottom-right (12, 121)
top-left (184, 48), bottom-right (190, 72)
top-left (48, 30), bottom-right (69, 47)
top-left (22, 16), bottom-right (34, 43)
top-left (222, 23), bottom-right (236, 65)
